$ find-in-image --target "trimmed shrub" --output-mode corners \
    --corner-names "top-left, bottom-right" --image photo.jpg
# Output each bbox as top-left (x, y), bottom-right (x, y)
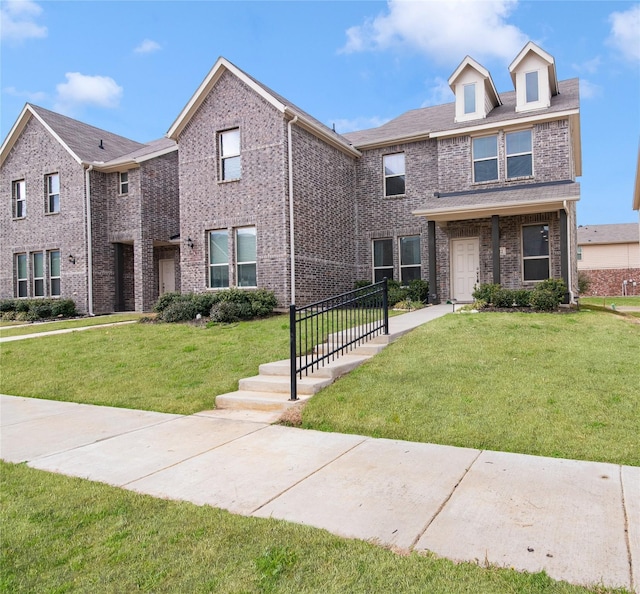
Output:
top-left (210, 300), bottom-right (252, 323)
top-left (513, 289), bottom-right (532, 307)
top-left (27, 301), bottom-right (53, 321)
top-left (0, 298), bottom-right (77, 321)
top-left (536, 278), bottom-right (567, 303)
top-left (530, 289), bottom-right (559, 312)
top-left (387, 280), bottom-right (408, 307)
top-left (0, 299), bottom-right (16, 313)
top-left (153, 292), bottom-right (182, 314)
top-left (160, 299), bottom-right (198, 323)
top-left (493, 289), bottom-right (516, 308)
top-left (578, 272), bottom-right (591, 295)
top-left (472, 283), bottom-right (501, 305)
top-left (250, 289), bottom-right (278, 317)
top-left (51, 299), bottom-right (77, 318)
top-left (407, 279), bottom-right (429, 303)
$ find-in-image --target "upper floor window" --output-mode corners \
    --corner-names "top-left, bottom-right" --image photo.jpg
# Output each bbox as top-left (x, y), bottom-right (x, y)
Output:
top-left (373, 238), bottom-right (393, 282)
top-left (220, 128), bottom-right (241, 181)
top-left (13, 180), bottom-right (26, 218)
top-left (45, 173), bottom-right (60, 213)
top-left (119, 171), bottom-right (129, 195)
top-left (525, 71), bottom-right (539, 103)
top-left (464, 83), bottom-right (476, 114)
top-left (16, 254), bottom-right (27, 298)
top-left (506, 130), bottom-right (532, 178)
top-left (209, 230), bottom-right (230, 289)
top-left (522, 224), bottom-right (549, 281)
top-left (400, 236), bottom-right (421, 284)
top-left (472, 136), bottom-right (498, 182)
top-left (49, 250), bottom-right (61, 296)
top-left (236, 227), bottom-right (257, 287)
top-left (33, 252), bottom-right (45, 297)
top-left (383, 153), bottom-right (405, 197)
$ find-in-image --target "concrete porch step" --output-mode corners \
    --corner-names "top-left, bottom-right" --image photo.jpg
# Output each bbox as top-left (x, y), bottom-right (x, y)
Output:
top-left (239, 373), bottom-right (334, 396)
top-left (259, 353), bottom-right (372, 379)
top-left (215, 390), bottom-right (309, 412)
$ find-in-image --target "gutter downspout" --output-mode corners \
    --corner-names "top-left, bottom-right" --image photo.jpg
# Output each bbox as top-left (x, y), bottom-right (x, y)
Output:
top-left (288, 115), bottom-right (298, 305)
top-left (563, 200), bottom-right (574, 303)
top-left (85, 165), bottom-right (95, 315)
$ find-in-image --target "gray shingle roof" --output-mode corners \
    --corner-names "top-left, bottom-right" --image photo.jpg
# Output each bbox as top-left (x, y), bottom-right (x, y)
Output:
top-left (29, 104), bottom-right (144, 163)
top-left (101, 136), bottom-right (177, 167)
top-left (343, 78), bottom-right (579, 148)
top-left (577, 223), bottom-right (639, 245)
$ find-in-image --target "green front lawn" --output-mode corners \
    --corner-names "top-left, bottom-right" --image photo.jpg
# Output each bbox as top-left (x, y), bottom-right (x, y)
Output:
top-left (0, 462), bottom-right (621, 594)
top-left (303, 310), bottom-right (640, 466)
top-left (0, 313), bottom-right (144, 337)
top-left (580, 296), bottom-right (640, 307)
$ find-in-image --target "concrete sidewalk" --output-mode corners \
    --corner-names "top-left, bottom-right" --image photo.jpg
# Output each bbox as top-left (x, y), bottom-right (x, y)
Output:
top-left (1, 394), bottom-right (637, 592)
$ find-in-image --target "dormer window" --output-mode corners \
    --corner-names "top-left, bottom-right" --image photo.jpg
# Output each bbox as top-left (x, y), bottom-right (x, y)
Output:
top-left (525, 71), bottom-right (539, 103)
top-left (464, 83), bottom-right (476, 114)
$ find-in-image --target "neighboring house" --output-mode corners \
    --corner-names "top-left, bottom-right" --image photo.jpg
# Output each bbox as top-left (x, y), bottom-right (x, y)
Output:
top-left (1, 104), bottom-right (179, 314)
top-left (168, 41), bottom-right (580, 305)
top-left (577, 224), bottom-right (640, 296)
top-left (2, 41), bottom-right (581, 312)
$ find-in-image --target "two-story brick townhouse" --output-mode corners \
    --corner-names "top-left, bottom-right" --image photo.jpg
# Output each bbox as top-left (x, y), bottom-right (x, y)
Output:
top-left (1, 104), bottom-right (180, 314)
top-left (345, 41), bottom-right (581, 303)
top-left (168, 41), bottom-right (580, 307)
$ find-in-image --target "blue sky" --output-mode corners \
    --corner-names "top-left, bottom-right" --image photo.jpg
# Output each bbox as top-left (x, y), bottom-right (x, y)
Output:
top-left (2, 0), bottom-right (639, 224)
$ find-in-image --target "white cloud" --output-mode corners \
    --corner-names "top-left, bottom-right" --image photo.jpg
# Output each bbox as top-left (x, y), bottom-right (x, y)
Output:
top-left (4, 85), bottom-right (47, 102)
top-left (0, 0), bottom-right (47, 42)
top-left (421, 77), bottom-right (453, 107)
top-left (579, 79), bottom-right (602, 99)
top-left (608, 4), bottom-right (640, 63)
top-left (340, 0), bottom-right (528, 64)
top-left (54, 73), bottom-right (123, 112)
top-left (332, 116), bottom-right (390, 134)
top-left (571, 56), bottom-right (601, 75)
top-left (134, 39), bottom-right (162, 54)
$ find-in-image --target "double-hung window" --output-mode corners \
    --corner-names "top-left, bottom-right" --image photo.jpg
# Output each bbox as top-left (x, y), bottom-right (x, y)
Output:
top-left (220, 129), bottom-right (241, 181)
top-left (506, 130), bottom-right (532, 178)
top-left (13, 180), bottom-right (26, 218)
top-left (209, 230), bottom-right (229, 288)
top-left (383, 153), bottom-right (405, 196)
top-left (236, 227), bottom-right (257, 287)
top-left (119, 171), bottom-right (129, 195)
top-left (525, 71), bottom-right (539, 103)
top-left (400, 236), bottom-right (421, 284)
top-left (373, 239), bottom-right (393, 282)
top-left (49, 250), bottom-right (61, 296)
top-left (33, 252), bottom-right (45, 297)
top-left (464, 83), bottom-right (476, 114)
top-left (522, 224), bottom-right (549, 281)
top-left (16, 254), bottom-right (27, 298)
top-left (46, 173), bottom-right (60, 213)
top-left (472, 136), bottom-right (498, 182)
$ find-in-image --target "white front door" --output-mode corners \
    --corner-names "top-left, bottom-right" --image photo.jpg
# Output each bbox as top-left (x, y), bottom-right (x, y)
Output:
top-left (451, 238), bottom-right (479, 302)
top-left (159, 259), bottom-right (175, 295)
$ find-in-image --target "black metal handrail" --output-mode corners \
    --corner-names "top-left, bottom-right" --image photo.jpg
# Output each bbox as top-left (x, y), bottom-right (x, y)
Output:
top-left (289, 279), bottom-right (388, 401)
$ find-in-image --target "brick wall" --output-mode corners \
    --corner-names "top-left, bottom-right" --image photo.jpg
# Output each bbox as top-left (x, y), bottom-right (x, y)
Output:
top-left (1, 116), bottom-right (89, 312)
top-left (580, 268), bottom-right (640, 296)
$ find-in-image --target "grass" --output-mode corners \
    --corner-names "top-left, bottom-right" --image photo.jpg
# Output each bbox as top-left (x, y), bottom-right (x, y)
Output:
top-left (579, 295), bottom-right (640, 307)
top-left (0, 462), bottom-right (625, 594)
top-left (302, 310), bottom-right (640, 466)
top-left (0, 313), bottom-right (145, 337)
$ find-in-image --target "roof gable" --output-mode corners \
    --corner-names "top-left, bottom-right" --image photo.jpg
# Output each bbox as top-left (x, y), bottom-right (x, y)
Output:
top-left (448, 56), bottom-right (501, 124)
top-left (1, 103), bottom-right (143, 167)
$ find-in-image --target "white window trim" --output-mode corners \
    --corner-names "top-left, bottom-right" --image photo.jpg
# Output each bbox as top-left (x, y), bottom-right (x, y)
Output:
top-left (463, 83), bottom-right (476, 115)
top-left (119, 171), bottom-right (129, 195)
top-left (32, 251), bottom-right (45, 297)
top-left (525, 70), bottom-right (539, 103)
top-left (372, 238), bottom-right (394, 283)
top-left (505, 129), bottom-right (534, 180)
top-left (521, 223), bottom-right (550, 282)
top-left (219, 128), bottom-right (241, 182)
top-left (16, 253), bottom-right (28, 298)
top-left (49, 250), bottom-right (61, 297)
top-left (399, 236), bottom-right (421, 285)
top-left (383, 153), bottom-right (406, 197)
top-left (235, 226), bottom-right (257, 288)
top-left (13, 179), bottom-right (26, 218)
top-left (208, 229), bottom-right (230, 289)
top-left (45, 173), bottom-right (60, 214)
top-left (472, 135), bottom-right (499, 183)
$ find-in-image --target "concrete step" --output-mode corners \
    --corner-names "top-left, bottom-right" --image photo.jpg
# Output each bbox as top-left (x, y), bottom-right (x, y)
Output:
top-left (259, 354), bottom-right (371, 379)
top-left (239, 373), bottom-right (333, 396)
top-left (315, 342), bottom-right (387, 357)
top-left (215, 390), bottom-right (309, 412)
top-left (326, 330), bottom-right (392, 346)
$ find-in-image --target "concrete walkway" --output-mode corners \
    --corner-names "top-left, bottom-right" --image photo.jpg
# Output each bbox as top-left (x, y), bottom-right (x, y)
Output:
top-left (0, 320), bottom-right (137, 342)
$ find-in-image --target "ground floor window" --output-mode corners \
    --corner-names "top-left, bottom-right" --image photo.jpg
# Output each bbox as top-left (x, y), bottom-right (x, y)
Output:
top-left (16, 254), bottom-right (27, 297)
top-left (373, 239), bottom-right (393, 282)
top-left (49, 250), bottom-right (61, 296)
top-left (33, 252), bottom-right (45, 297)
top-left (400, 236), bottom-right (421, 284)
top-left (15, 249), bottom-right (61, 298)
top-left (522, 223), bottom-right (549, 281)
top-left (236, 227), bottom-right (257, 287)
top-left (209, 230), bottom-right (229, 288)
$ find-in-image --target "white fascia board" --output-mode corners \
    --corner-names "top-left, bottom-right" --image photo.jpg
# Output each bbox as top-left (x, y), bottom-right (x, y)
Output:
top-left (351, 131), bottom-right (432, 151)
top-left (167, 57), bottom-right (286, 140)
top-left (89, 143), bottom-right (178, 172)
top-left (136, 143), bottom-right (178, 163)
top-left (0, 104), bottom-right (82, 167)
top-left (448, 56), bottom-right (489, 89)
top-left (412, 195), bottom-right (579, 222)
top-left (429, 108), bottom-right (579, 139)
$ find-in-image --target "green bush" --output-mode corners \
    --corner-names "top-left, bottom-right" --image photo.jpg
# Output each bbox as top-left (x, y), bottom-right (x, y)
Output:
top-left (250, 289), bottom-right (278, 317)
top-left (578, 272), bottom-right (591, 295)
top-left (387, 280), bottom-right (408, 307)
top-left (536, 278), bottom-right (567, 303)
top-left (0, 299), bottom-right (16, 313)
top-left (530, 289), bottom-right (559, 312)
top-left (51, 299), bottom-right (77, 318)
top-left (160, 299), bottom-right (198, 323)
top-left (0, 298), bottom-right (77, 321)
top-left (493, 289), bottom-right (516, 308)
top-left (210, 300), bottom-right (252, 323)
top-left (407, 279), bottom-right (429, 303)
top-left (472, 283), bottom-right (501, 304)
top-left (513, 289), bottom-right (532, 307)
top-left (27, 301), bottom-right (53, 321)
top-left (153, 292), bottom-right (182, 314)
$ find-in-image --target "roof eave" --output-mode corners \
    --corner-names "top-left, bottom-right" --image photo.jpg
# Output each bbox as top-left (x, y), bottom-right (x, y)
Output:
top-left (87, 143), bottom-right (178, 172)
top-left (351, 131), bottom-right (432, 151)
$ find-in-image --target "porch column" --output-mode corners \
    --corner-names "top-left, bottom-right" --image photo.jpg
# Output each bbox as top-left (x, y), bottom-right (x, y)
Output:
top-left (492, 215), bottom-right (500, 285)
top-left (428, 220), bottom-right (440, 304)
top-left (559, 209), bottom-right (569, 303)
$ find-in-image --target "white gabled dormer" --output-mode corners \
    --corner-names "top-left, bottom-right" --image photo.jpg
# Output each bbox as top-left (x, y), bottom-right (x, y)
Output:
top-left (509, 41), bottom-right (559, 113)
top-left (448, 56), bottom-right (501, 123)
